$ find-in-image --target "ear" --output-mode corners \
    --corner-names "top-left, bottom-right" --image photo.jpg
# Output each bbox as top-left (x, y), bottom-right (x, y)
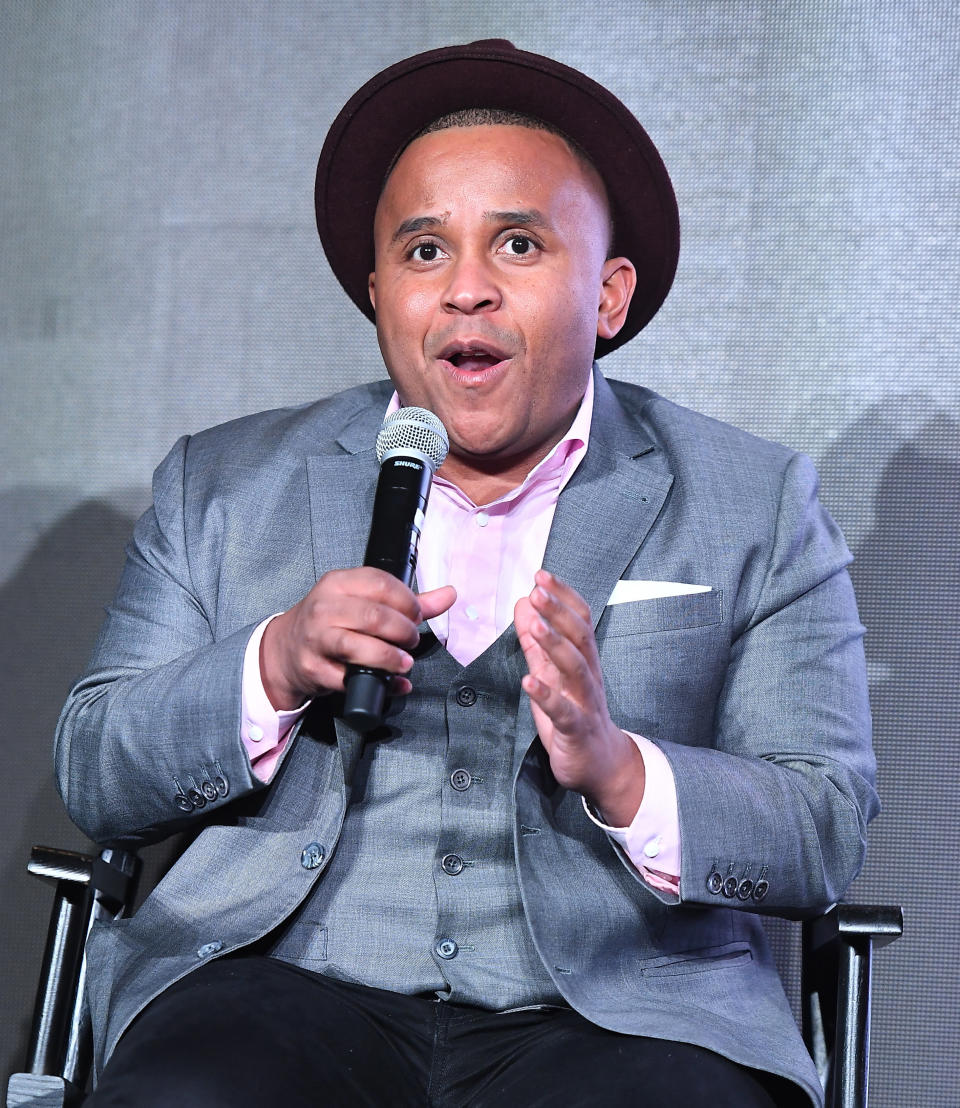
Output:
top-left (368, 272), bottom-right (376, 312)
top-left (596, 257), bottom-right (637, 341)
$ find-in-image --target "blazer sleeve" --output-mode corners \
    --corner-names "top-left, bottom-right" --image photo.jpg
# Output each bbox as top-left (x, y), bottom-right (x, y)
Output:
top-left (657, 451), bottom-right (879, 915)
top-left (54, 435), bottom-right (273, 846)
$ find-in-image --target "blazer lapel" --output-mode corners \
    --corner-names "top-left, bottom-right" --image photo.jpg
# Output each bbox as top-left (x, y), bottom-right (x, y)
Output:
top-left (515, 370), bottom-right (674, 773)
top-left (305, 402), bottom-right (385, 579)
top-left (305, 394), bottom-right (386, 782)
top-left (542, 371), bottom-right (674, 629)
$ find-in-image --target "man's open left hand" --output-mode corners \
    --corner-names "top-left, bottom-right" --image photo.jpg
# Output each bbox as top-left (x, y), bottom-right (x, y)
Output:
top-left (514, 570), bottom-right (645, 827)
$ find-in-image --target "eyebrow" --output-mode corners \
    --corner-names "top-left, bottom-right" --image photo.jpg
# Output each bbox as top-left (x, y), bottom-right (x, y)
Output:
top-left (485, 208), bottom-right (553, 232)
top-left (389, 208), bottom-right (554, 245)
top-left (391, 216), bottom-right (444, 243)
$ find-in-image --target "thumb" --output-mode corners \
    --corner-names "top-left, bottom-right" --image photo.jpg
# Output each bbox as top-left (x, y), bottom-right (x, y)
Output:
top-left (418, 585), bottom-right (457, 620)
top-left (514, 596), bottom-right (533, 635)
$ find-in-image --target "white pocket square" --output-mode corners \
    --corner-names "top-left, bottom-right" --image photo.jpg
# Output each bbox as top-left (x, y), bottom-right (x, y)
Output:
top-left (607, 580), bottom-right (713, 605)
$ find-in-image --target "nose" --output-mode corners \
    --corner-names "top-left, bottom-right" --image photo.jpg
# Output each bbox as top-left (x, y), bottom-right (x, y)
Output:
top-left (442, 253), bottom-right (502, 315)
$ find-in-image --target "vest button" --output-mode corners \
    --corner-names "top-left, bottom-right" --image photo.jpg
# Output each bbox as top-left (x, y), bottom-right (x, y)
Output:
top-left (455, 686), bottom-right (478, 707)
top-left (300, 842), bottom-right (325, 870)
top-left (441, 853), bottom-right (464, 876)
top-left (450, 768), bottom-right (472, 791)
top-left (435, 938), bottom-right (459, 960)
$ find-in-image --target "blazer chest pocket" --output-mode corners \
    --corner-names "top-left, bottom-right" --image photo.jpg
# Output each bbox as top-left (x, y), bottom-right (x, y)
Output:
top-left (599, 589), bottom-right (722, 639)
top-left (640, 941), bottom-right (752, 978)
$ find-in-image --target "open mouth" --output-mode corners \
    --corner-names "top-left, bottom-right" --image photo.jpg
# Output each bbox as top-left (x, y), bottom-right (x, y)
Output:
top-left (439, 341), bottom-right (511, 374)
top-left (448, 351), bottom-right (503, 371)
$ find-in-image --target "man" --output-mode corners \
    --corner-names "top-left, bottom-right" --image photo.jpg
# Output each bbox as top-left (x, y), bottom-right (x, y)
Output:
top-left (56, 41), bottom-right (877, 1107)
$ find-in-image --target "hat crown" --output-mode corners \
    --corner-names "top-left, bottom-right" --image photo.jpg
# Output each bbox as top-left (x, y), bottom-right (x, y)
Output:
top-left (465, 39), bottom-right (517, 51)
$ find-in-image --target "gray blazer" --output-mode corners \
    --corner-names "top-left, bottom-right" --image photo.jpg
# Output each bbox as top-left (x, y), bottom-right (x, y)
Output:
top-left (55, 370), bottom-right (877, 1104)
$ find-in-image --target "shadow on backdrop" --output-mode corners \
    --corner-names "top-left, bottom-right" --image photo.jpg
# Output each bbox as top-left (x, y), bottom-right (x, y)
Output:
top-left (820, 400), bottom-right (960, 1098)
top-left (0, 495), bottom-right (139, 1081)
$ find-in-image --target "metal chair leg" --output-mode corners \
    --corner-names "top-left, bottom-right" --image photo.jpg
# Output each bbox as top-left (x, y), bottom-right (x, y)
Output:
top-left (6, 847), bottom-right (138, 1108)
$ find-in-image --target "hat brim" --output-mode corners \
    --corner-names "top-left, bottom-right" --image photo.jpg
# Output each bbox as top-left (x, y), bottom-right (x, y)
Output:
top-left (315, 40), bottom-right (679, 357)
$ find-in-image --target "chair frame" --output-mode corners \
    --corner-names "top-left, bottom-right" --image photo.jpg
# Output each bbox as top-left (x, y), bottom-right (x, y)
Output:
top-left (7, 845), bottom-right (902, 1108)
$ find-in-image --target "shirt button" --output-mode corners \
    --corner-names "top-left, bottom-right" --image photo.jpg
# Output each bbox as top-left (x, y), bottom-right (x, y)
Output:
top-left (465, 605), bottom-right (479, 621)
top-left (435, 938), bottom-right (459, 960)
top-left (450, 769), bottom-right (472, 791)
top-left (248, 724), bottom-right (264, 742)
top-left (455, 686), bottom-right (478, 707)
top-left (441, 853), bottom-right (464, 876)
top-left (300, 842), bottom-right (325, 870)
top-left (475, 512), bottom-right (490, 527)
top-left (643, 836), bottom-right (662, 859)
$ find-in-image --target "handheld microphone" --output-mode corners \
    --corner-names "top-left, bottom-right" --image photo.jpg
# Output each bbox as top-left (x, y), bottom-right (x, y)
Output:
top-left (342, 406), bottom-right (449, 731)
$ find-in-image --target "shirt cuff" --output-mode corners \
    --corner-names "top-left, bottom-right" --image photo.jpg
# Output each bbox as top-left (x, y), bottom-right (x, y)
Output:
top-left (241, 616), bottom-right (310, 782)
top-left (581, 732), bottom-right (681, 893)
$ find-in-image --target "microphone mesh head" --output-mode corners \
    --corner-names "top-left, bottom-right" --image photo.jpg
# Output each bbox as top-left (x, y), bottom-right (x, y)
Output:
top-left (376, 406), bottom-right (449, 471)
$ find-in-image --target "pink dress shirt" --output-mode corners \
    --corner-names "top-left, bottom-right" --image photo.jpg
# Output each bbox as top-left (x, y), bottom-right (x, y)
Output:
top-left (240, 376), bottom-right (680, 892)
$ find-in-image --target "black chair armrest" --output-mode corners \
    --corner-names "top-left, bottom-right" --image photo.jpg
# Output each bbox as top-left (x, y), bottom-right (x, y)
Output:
top-left (802, 903), bottom-right (903, 1108)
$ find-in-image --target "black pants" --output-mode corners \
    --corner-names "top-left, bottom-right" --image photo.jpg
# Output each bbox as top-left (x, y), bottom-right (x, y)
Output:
top-left (86, 956), bottom-right (809, 1107)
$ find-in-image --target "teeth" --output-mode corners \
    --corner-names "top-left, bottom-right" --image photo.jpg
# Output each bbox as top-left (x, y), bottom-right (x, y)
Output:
top-left (452, 352), bottom-right (499, 368)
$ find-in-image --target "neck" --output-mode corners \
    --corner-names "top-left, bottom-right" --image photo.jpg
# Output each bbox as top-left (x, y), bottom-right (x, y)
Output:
top-left (437, 453), bottom-right (542, 506)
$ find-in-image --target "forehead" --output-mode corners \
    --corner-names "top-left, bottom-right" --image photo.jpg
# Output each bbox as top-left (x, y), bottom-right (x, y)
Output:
top-left (377, 124), bottom-right (606, 218)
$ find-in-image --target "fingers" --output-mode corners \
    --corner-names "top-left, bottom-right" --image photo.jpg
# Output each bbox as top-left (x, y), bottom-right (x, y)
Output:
top-left (521, 670), bottom-right (581, 731)
top-left (525, 570), bottom-right (603, 688)
top-left (261, 568), bottom-right (446, 709)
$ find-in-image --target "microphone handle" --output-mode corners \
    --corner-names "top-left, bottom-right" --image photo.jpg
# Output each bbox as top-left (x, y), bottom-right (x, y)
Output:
top-left (342, 456), bottom-right (432, 731)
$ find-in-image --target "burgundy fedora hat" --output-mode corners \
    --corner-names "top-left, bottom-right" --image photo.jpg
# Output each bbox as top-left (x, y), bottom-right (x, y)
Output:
top-left (315, 39), bottom-right (679, 357)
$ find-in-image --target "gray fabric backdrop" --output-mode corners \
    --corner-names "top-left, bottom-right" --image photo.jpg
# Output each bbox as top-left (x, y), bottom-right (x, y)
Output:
top-left (3, 3), bottom-right (958, 1102)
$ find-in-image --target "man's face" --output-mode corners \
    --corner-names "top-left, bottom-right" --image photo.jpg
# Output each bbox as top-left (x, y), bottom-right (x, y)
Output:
top-left (369, 124), bottom-right (635, 487)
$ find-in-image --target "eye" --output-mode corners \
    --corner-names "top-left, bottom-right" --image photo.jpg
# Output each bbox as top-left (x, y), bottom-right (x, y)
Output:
top-left (410, 242), bottom-right (442, 262)
top-left (500, 234), bottom-right (538, 256)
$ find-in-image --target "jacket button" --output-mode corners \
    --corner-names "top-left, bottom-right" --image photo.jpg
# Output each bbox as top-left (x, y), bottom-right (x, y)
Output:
top-left (441, 853), bottom-right (464, 876)
top-left (175, 794), bottom-right (194, 813)
top-left (196, 940), bottom-right (224, 959)
top-left (214, 775), bottom-right (229, 797)
top-left (187, 788), bottom-right (206, 809)
top-left (706, 870), bottom-right (723, 895)
top-left (752, 880), bottom-right (769, 902)
top-left (201, 780), bottom-right (218, 801)
top-left (300, 842), bottom-right (325, 870)
top-left (455, 686), bottom-right (477, 707)
top-left (450, 768), bottom-right (472, 791)
top-left (722, 876), bottom-right (739, 898)
top-left (736, 879), bottom-right (754, 901)
top-left (435, 938), bottom-right (458, 960)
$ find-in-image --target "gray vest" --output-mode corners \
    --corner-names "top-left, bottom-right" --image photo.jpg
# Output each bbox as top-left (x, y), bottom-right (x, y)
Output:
top-left (268, 629), bottom-right (563, 1010)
